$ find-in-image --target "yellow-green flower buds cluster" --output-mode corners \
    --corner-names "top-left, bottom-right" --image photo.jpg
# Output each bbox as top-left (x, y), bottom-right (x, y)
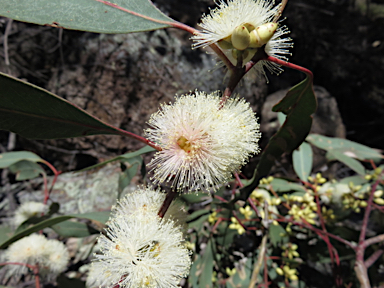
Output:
top-left (208, 211), bottom-right (218, 225)
top-left (308, 173), bottom-right (327, 184)
top-left (365, 167), bottom-right (383, 181)
top-left (229, 217), bottom-right (246, 235)
top-left (281, 243), bottom-right (300, 260)
top-left (321, 206), bottom-right (336, 222)
top-left (288, 204), bottom-right (317, 225)
top-left (276, 265), bottom-right (299, 281)
top-left (373, 190), bottom-right (384, 205)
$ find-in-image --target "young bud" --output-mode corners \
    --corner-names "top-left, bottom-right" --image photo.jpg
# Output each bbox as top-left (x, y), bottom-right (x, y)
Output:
top-left (231, 24), bottom-right (251, 50)
top-left (249, 22), bottom-right (277, 48)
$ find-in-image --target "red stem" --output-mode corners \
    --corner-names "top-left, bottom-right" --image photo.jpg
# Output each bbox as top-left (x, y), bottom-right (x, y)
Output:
top-left (265, 56), bottom-right (314, 81)
top-left (158, 190), bottom-right (178, 218)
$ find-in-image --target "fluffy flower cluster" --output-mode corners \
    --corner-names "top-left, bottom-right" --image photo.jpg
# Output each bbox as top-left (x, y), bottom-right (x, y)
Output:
top-left (4, 233), bottom-right (69, 277)
top-left (191, 0), bottom-right (293, 76)
top-left (13, 201), bottom-right (48, 228)
top-left (87, 187), bottom-right (191, 288)
top-left (145, 91), bottom-right (261, 192)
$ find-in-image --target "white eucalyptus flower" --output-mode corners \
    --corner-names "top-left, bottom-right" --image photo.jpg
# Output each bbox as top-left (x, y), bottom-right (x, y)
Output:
top-left (88, 212), bottom-right (191, 288)
top-left (145, 91), bottom-right (261, 192)
top-left (112, 186), bottom-right (187, 231)
top-left (4, 234), bottom-right (69, 277)
top-left (13, 201), bottom-right (48, 228)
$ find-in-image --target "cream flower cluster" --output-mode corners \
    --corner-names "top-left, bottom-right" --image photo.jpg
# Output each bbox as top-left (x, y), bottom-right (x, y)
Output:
top-left (191, 0), bottom-right (293, 76)
top-left (13, 201), bottom-right (48, 228)
top-left (4, 233), bottom-right (69, 277)
top-left (87, 187), bottom-right (191, 288)
top-left (145, 91), bottom-right (261, 192)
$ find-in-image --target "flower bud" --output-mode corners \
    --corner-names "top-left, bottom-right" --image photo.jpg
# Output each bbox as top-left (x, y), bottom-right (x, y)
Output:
top-left (231, 24), bottom-right (251, 50)
top-left (249, 22), bottom-right (277, 48)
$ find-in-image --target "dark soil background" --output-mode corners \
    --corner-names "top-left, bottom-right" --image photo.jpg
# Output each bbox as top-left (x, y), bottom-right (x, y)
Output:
top-left (0, 0), bottom-right (383, 174)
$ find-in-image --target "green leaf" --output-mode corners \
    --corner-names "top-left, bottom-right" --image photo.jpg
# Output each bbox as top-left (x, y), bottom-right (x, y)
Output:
top-left (51, 220), bottom-right (99, 237)
top-left (0, 151), bottom-right (42, 168)
top-left (9, 160), bottom-right (45, 181)
top-left (118, 156), bottom-right (142, 196)
top-left (0, 211), bottom-right (110, 248)
top-left (57, 274), bottom-right (86, 288)
top-left (199, 239), bottom-right (214, 288)
top-left (189, 255), bottom-right (201, 288)
top-left (188, 211), bottom-right (210, 231)
top-left (292, 142), bottom-right (313, 182)
top-left (307, 134), bottom-right (383, 162)
top-left (269, 224), bottom-right (288, 247)
top-left (79, 145), bottom-right (155, 171)
top-left (268, 178), bottom-right (306, 193)
top-left (0, 226), bottom-right (13, 245)
top-left (0, 72), bottom-right (137, 139)
top-left (326, 150), bottom-right (366, 176)
top-left (239, 75), bottom-right (317, 200)
top-left (0, 0), bottom-right (175, 34)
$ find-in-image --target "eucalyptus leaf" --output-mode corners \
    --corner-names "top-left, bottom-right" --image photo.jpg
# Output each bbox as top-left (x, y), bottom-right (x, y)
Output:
top-left (0, 0), bottom-right (175, 34)
top-left (51, 220), bottom-right (99, 237)
top-left (118, 157), bottom-right (141, 196)
top-left (268, 178), bottom-right (306, 193)
top-left (199, 239), bottom-right (214, 288)
top-left (326, 150), bottom-right (365, 175)
top-left (240, 75), bottom-right (317, 200)
top-left (0, 211), bottom-right (110, 248)
top-left (57, 275), bottom-right (86, 288)
top-left (0, 72), bottom-right (138, 139)
top-left (292, 142), bottom-right (313, 182)
top-left (79, 145), bottom-right (155, 172)
top-left (9, 160), bottom-right (45, 181)
top-left (0, 151), bottom-right (42, 168)
top-left (307, 134), bottom-right (383, 162)
top-left (269, 223), bottom-right (288, 247)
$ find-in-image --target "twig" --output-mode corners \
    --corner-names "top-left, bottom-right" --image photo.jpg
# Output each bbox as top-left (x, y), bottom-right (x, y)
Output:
top-left (3, 18), bottom-right (13, 74)
top-left (364, 249), bottom-right (383, 268)
top-left (249, 235), bottom-right (268, 288)
top-left (363, 234), bottom-right (384, 248)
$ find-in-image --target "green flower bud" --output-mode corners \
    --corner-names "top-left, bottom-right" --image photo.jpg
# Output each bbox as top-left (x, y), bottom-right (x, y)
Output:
top-left (231, 24), bottom-right (251, 50)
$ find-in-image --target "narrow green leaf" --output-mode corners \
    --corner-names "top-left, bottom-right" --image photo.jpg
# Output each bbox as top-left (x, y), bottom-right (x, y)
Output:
top-left (9, 160), bottom-right (45, 181)
top-left (0, 72), bottom-right (134, 139)
top-left (307, 134), bottom-right (383, 162)
top-left (0, 226), bottom-right (13, 245)
top-left (189, 255), bottom-right (201, 288)
top-left (0, 0), bottom-right (174, 34)
top-left (79, 145), bottom-right (155, 171)
top-left (199, 239), bottom-right (214, 288)
top-left (326, 150), bottom-right (365, 176)
top-left (0, 211), bottom-right (110, 248)
top-left (118, 157), bottom-right (142, 195)
top-left (57, 275), bottom-right (86, 288)
top-left (292, 142), bottom-right (313, 182)
top-left (268, 178), bottom-right (306, 193)
top-left (0, 151), bottom-right (42, 168)
top-left (51, 220), bottom-right (99, 237)
top-left (239, 75), bottom-right (317, 200)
